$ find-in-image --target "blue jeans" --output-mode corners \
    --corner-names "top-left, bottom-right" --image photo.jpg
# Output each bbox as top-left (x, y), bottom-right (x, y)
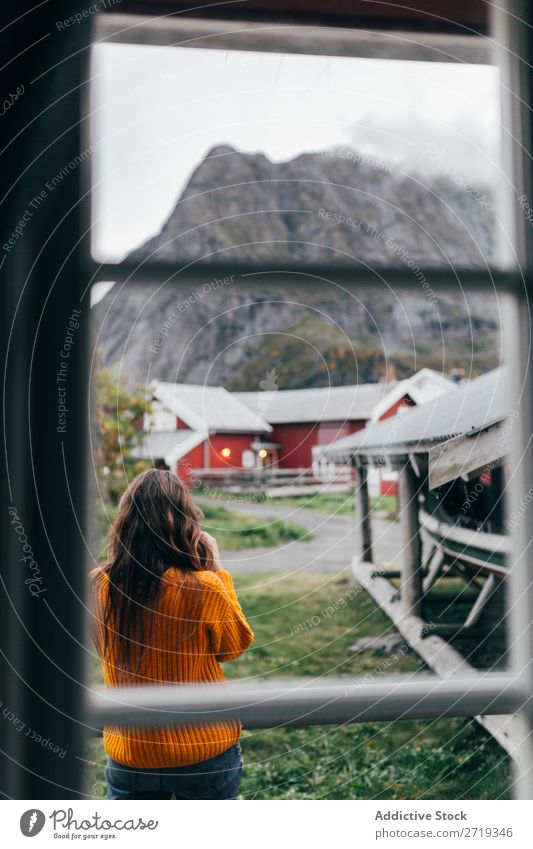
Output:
top-left (105, 741), bottom-right (243, 800)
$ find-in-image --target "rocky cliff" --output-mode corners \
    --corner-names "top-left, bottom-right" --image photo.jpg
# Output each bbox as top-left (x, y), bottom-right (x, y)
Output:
top-left (93, 145), bottom-right (500, 388)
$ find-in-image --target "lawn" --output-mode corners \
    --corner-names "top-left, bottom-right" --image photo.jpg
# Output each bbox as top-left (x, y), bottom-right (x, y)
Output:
top-left (202, 489), bottom-right (397, 517)
top-left (95, 497), bottom-right (309, 558)
top-left (199, 500), bottom-right (309, 550)
top-left (86, 569), bottom-right (511, 800)
top-left (256, 490), bottom-right (394, 517)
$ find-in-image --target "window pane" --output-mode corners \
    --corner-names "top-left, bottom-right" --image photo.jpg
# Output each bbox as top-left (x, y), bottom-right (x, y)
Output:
top-left (89, 43), bottom-right (502, 267)
top-left (87, 25), bottom-right (513, 801)
top-left (89, 278), bottom-right (510, 798)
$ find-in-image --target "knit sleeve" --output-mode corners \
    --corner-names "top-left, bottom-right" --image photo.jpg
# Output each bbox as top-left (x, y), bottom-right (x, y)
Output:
top-left (202, 570), bottom-right (254, 662)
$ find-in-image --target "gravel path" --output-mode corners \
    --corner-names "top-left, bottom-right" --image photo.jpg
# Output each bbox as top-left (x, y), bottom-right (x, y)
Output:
top-left (200, 499), bottom-right (403, 575)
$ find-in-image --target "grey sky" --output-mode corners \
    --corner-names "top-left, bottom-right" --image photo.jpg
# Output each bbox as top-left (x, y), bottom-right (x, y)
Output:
top-left (90, 43), bottom-right (500, 263)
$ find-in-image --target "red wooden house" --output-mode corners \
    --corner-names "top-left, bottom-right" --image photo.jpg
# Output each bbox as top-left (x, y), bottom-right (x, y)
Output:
top-left (235, 368), bottom-right (455, 477)
top-left (140, 382), bottom-right (272, 484)
top-left (139, 369), bottom-right (456, 491)
top-left (233, 383), bottom-right (395, 470)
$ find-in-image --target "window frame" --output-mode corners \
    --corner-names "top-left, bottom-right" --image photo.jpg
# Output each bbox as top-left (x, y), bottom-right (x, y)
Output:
top-left (3, 0), bottom-right (532, 801)
top-left (85, 3), bottom-right (533, 800)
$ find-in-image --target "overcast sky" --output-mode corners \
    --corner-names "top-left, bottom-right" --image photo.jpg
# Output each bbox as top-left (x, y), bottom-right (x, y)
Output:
top-left (90, 43), bottom-right (501, 265)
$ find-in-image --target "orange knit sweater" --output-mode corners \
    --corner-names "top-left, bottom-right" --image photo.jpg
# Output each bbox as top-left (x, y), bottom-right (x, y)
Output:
top-left (90, 566), bottom-right (254, 768)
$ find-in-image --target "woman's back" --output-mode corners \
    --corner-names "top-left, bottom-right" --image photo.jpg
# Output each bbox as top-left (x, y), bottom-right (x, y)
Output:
top-left (90, 469), bottom-right (254, 772)
top-left (91, 565), bottom-right (253, 768)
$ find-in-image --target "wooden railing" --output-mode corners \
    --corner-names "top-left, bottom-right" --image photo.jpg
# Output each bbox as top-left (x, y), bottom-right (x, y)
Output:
top-left (190, 467), bottom-right (354, 493)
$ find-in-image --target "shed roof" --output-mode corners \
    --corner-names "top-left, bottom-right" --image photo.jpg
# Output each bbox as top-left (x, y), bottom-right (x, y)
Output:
top-left (325, 367), bottom-right (509, 460)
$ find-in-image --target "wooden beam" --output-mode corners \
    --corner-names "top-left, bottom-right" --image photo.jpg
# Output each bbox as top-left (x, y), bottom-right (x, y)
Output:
top-left (95, 14), bottom-right (491, 63)
top-left (428, 420), bottom-right (510, 490)
top-left (355, 461), bottom-right (373, 563)
top-left (422, 547), bottom-right (446, 594)
top-left (398, 462), bottom-right (423, 616)
top-left (98, 1), bottom-right (489, 35)
top-left (463, 574), bottom-right (500, 628)
top-left (351, 559), bottom-right (525, 763)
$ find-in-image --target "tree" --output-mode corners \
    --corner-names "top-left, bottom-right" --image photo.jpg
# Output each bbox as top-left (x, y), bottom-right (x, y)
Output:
top-left (95, 365), bottom-right (153, 504)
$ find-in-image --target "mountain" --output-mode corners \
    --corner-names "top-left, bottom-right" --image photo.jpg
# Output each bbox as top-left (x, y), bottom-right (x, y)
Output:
top-left (92, 145), bottom-right (500, 388)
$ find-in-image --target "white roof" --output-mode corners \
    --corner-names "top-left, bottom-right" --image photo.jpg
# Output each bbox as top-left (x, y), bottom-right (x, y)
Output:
top-left (133, 429), bottom-right (206, 467)
top-left (234, 382), bottom-right (397, 424)
top-left (369, 368), bottom-right (456, 421)
top-left (150, 370), bottom-right (457, 437)
top-left (153, 382), bottom-right (272, 433)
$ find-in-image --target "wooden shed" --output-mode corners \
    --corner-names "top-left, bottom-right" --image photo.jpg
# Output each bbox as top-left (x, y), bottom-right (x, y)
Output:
top-left (325, 367), bottom-right (520, 756)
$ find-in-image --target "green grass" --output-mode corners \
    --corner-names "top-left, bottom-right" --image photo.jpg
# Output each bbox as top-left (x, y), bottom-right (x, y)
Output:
top-left (422, 578), bottom-right (508, 671)
top-left (199, 501), bottom-right (309, 550)
top-left (258, 490), bottom-right (397, 518)
top-left (201, 489), bottom-right (397, 517)
top-left (94, 498), bottom-right (309, 557)
top-left (86, 570), bottom-right (511, 800)
top-left (265, 490), bottom-right (356, 516)
top-left (371, 494), bottom-right (398, 515)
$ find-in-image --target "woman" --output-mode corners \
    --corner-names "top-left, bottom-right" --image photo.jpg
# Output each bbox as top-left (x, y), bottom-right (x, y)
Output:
top-left (90, 468), bottom-right (254, 800)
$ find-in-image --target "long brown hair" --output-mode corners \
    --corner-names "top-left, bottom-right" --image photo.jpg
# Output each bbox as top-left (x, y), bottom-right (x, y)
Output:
top-left (101, 468), bottom-right (213, 671)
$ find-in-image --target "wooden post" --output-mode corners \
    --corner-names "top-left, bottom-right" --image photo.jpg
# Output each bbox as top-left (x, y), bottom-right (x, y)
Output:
top-left (398, 459), bottom-right (422, 616)
top-left (355, 459), bottom-right (373, 563)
